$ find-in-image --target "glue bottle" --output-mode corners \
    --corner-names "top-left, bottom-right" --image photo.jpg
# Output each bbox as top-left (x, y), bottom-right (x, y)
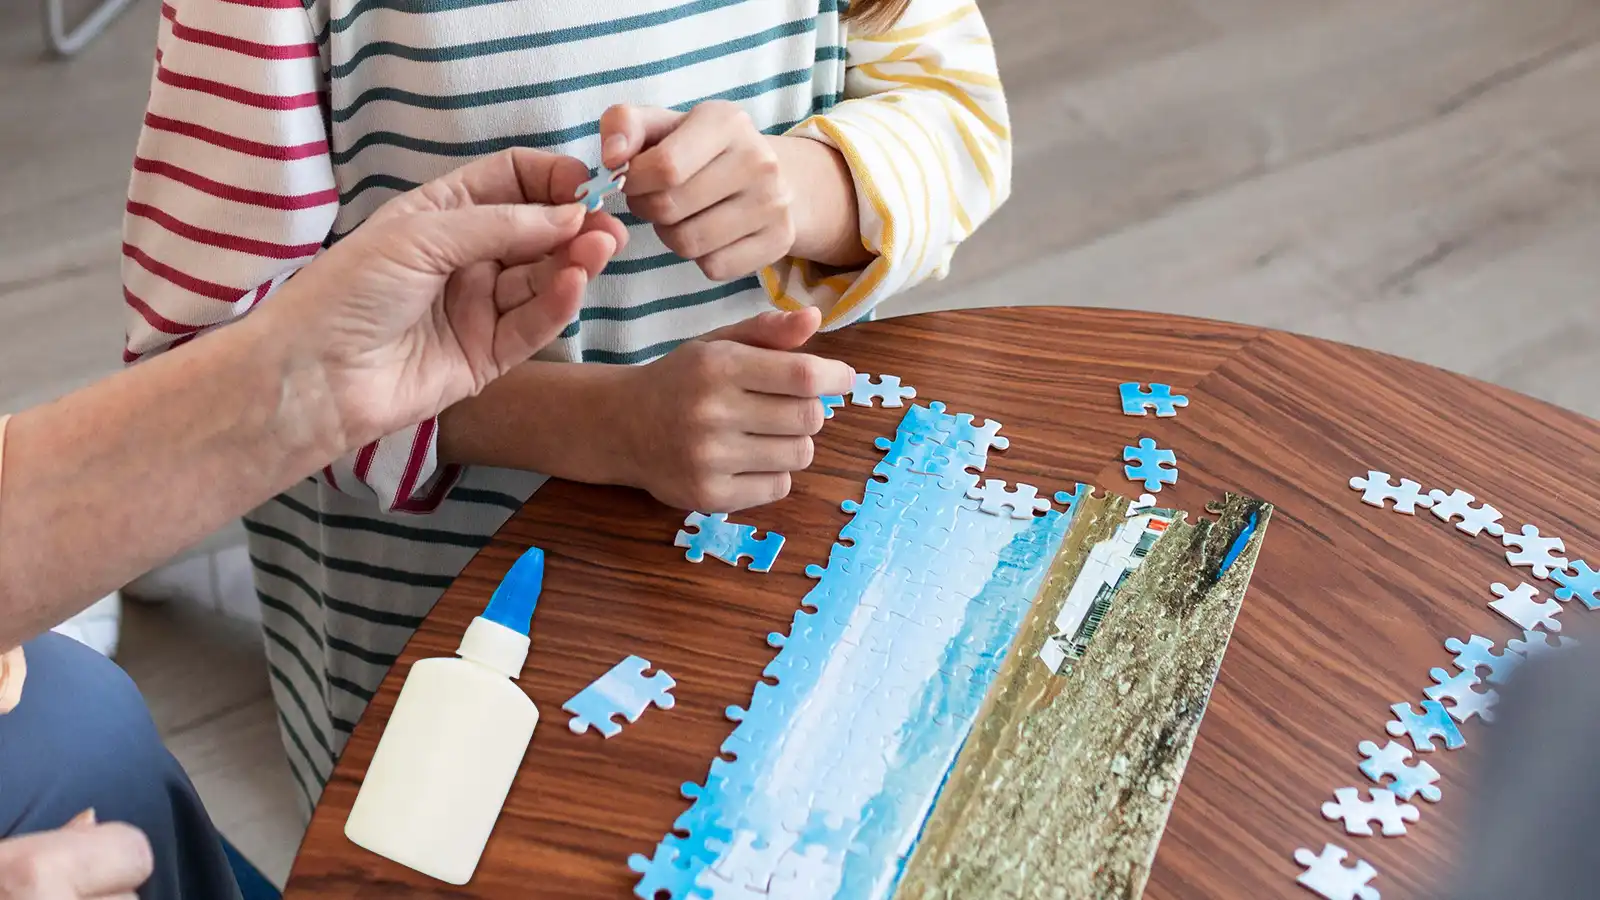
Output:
top-left (344, 546), bottom-right (545, 885)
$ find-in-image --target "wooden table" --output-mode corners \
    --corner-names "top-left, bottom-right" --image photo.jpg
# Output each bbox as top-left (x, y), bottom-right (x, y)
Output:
top-left (285, 307), bottom-right (1600, 899)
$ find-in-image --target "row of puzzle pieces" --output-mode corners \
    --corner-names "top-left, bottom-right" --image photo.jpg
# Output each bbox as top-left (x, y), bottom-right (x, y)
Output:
top-left (1295, 473), bottom-right (1596, 900)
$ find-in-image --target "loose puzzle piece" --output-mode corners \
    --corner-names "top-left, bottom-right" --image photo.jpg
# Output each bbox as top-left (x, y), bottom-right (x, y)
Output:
top-left (1348, 471), bottom-right (1433, 515)
top-left (1119, 382), bottom-right (1189, 417)
top-left (818, 394), bottom-right (846, 419)
top-left (1425, 488), bottom-right (1505, 537)
top-left (564, 655), bottom-right (676, 738)
top-left (1506, 628), bottom-right (1579, 660)
top-left (1489, 581), bottom-right (1561, 633)
top-left (1501, 524), bottom-right (1569, 579)
top-left (1424, 667), bottom-right (1498, 724)
top-left (1445, 634), bottom-right (1520, 686)
top-left (1123, 438), bottom-right (1178, 492)
top-left (1357, 740), bottom-right (1441, 803)
top-left (848, 373), bottom-right (916, 407)
top-left (965, 478), bottom-right (1052, 519)
top-left (676, 512), bottom-right (785, 572)
top-left (1295, 844), bottom-right (1381, 900)
top-left (628, 839), bottom-right (708, 900)
top-left (1385, 700), bottom-right (1465, 752)
top-left (1321, 787), bottom-right (1420, 837)
top-left (575, 161), bottom-right (628, 212)
top-left (1552, 560), bottom-right (1600, 609)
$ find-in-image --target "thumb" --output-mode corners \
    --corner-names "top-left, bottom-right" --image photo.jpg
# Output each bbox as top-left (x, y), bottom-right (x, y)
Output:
top-left (398, 204), bottom-right (587, 274)
top-left (698, 308), bottom-right (822, 351)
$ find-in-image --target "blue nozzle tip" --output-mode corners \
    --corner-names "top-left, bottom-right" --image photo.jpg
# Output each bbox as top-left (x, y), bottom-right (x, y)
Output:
top-left (483, 547), bottom-right (543, 636)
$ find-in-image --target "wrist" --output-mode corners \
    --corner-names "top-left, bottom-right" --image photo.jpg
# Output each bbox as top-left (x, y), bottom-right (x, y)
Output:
top-left (232, 302), bottom-right (351, 475)
top-left (769, 134), bottom-right (872, 268)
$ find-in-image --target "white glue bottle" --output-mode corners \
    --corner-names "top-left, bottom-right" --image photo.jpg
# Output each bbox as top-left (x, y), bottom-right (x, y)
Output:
top-left (344, 546), bottom-right (545, 884)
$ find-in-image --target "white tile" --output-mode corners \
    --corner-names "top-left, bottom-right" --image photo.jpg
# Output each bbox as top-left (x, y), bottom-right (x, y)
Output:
top-left (213, 545), bottom-right (262, 624)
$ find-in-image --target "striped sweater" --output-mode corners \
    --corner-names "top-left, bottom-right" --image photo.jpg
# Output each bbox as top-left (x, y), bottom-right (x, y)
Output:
top-left (122, 0), bottom-right (1009, 811)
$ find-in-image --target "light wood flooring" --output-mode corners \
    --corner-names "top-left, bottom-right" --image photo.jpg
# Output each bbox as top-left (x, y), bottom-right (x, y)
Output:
top-left (3, 0), bottom-right (1598, 886)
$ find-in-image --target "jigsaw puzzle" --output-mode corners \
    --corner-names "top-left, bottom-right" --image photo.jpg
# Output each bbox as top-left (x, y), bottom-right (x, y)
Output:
top-left (676, 512), bottom-right (785, 572)
top-left (1123, 438), bottom-right (1178, 492)
top-left (1489, 581), bottom-right (1562, 633)
top-left (1357, 740), bottom-right (1441, 803)
top-left (1501, 524), bottom-right (1568, 579)
top-left (1553, 560), bottom-right (1600, 609)
top-left (1321, 787), bottom-right (1420, 837)
top-left (1506, 628), bottom-right (1579, 660)
top-left (1385, 700), bottom-right (1465, 752)
top-left (818, 394), bottom-right (847, 419)
top-left (965, 478), bottom-right (1052, 518)
top-left (1348, 471), bottom-right (1433, 515)
top-left (574, 161), bottom-right (628, 212)
top-left (564, 655), bottom-right (675, 738)
top-left (1425, 488), bottom-right (1505, 537)
top-left (1444, 634), bottom-right (1521, 686)
top-left (1119, 382), bottom-right (1189, 417)
top-left (1294, 844), bottom-right (1380, 900)
top-left (1424, 667), bottom-right (1497, 724)
top-left (847, 373), bottom-right (916, 407)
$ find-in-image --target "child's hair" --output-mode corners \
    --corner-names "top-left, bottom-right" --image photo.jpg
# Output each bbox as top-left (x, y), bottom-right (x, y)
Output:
top-left (844, 0), bottom-right (911, 31)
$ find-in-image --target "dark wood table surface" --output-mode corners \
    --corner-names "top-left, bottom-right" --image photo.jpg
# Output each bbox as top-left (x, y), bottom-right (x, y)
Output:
top-left (284, 307), bottom-right (1600, 899)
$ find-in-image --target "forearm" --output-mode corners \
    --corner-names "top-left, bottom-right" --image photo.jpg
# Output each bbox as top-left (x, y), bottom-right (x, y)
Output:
top-left (769, 135), bottom-right (873, 268)
top-left (0, 311), bottom-right (340, 649)
top-left (437, 360), bottom-right (635, 485)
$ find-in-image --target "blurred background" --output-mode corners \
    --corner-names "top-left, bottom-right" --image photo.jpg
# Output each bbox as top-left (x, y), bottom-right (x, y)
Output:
top-left (4, 0), bottom-right (1598, 885)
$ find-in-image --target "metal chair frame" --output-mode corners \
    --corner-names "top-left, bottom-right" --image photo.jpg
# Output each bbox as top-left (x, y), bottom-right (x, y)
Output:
top-left (41, 0), bottom-right (138, 57)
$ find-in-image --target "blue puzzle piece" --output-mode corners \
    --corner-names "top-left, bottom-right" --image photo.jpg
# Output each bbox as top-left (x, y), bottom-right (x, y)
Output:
top-left (819, 394), bottom-right (846, 419)
top-left (1444, 634), bottom-right (1521, 686)
top-left (1385, 700), bottom-right (1465, 752)
top-left (848, 373), bottom-right (917, 407)
top-left (574, 162), bottom-right (627, 212)
top-left (1123, 438), bottom-right (1178, 492)
top-left (1119, 382), bottom-right (1189, 417)
top-left (628, 837), bottom-right (710, 900)
top-left (563, 655), bottom-right (675, 738)
top-left (1357, 740), bottom-right (1442, 803)
top-left (1553, 560), bottom-right (1600, 609)
top-left (1053, 484), bottom-right (1092, 519)
top-left (675, 512), bottom-right (785, 572)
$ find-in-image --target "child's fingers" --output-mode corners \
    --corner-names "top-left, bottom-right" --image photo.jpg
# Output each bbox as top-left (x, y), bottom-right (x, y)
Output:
top-left (716, 472), bottom-right (794, 512)
top-left (694, 225), bottom-right (793, 283)
top-left (698, 308), bottom-right (821, 350)
top-left (628, 149), bottom-right (750, 226)
top-left (599, 104), bottom-right (684, 169)
top-left (721, 343), bottom-right (855, 398)
top-left (728, 434), bottom-right (815, 475)
top-left (736, 395), bottom-right (828, 437)
top-left (626, 102), bottom-right (746, 194)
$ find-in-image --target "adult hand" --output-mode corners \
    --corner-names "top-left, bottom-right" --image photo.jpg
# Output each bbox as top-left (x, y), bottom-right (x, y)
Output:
top-left (0, 811), bottom-right (152, 899)
top-left (600, 102), bottom-right (800, 281)
top-left (257, 148), bottom-right (628, 453)
top-left (614, 307), bottom-right (854, 511)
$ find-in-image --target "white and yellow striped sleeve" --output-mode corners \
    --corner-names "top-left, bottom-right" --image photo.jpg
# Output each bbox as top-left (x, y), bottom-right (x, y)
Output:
top-left (761, 0), bottom-right (1011, 329)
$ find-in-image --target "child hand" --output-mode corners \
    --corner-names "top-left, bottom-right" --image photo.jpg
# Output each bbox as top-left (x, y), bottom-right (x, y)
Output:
top-left (600, 102), bottom-right (796, 281)
top-left (614, 308), bottom-right (853, 512)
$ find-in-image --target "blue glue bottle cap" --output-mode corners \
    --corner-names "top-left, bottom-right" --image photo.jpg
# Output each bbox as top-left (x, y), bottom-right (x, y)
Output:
top-left (483, 547), bottom-right (543, 636)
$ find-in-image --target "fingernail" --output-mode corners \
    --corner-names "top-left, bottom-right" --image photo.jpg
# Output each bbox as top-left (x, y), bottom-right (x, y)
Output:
top-left (69, 808), bottom-right (96, 828)
top-left (603, 135), bottom-right (627, 163)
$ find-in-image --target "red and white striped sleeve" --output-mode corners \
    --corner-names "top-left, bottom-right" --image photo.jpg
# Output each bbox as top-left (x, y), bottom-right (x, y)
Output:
top-left (122, 0), bottom-right (460, 515)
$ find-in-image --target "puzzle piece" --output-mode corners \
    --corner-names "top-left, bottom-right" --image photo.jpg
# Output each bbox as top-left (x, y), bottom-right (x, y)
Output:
top-left (1424, 667), bottom-right (1498, 724)
top-left (767, 844), bottom-right (834, 899)
top-left (629, 838), bottom-right (709, 900)
top-left (964, 478), bottom-right (1052, 518)
top-left (1348, 471), bottom-right (1433, 515)
top-left (1119, 382), bottom-right (1190, 417)
top-left (1357, 740), bottom-right (1441, 803)
top-left (1489, 581), bottom-right (1561, 633)
top-left (1425, 488), bottom-right (1505, 537)
top-left (1123, 438), bottom-right (1178, 492)
top-left (1125, 493), bottom-right (1158, 517)
top-left (704, 830), bottom-right (792, 894)
top-left (1501, 524), bottom-right (1569, 579)
top-left (1444, 634), bottom-right (1521, 686)
top-left (675, 512), bottom-right (785, 572)
top-left (818, 394), bottom-right (846, 419)
top-left (1321, 787), bottom-right (1420, 837)
top-left (1552, 560), bottom-right (1600, 609)
top-left (574, 161), bottom-right (628, 212)
top-left (1385, 700), bottom-right (1464, 752)
top-left (848, 373), bottom-right (916, 407)
top-left (1294, 844), bottom-right (1380, 900)
top-left (563, 655), bottom-right (675, 738)
top-left (1506, 628), bottom-right (1579, 660)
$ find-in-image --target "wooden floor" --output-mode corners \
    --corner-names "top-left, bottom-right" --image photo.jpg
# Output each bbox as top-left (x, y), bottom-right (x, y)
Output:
top-left (3, 0), bottom-right (1598, 886)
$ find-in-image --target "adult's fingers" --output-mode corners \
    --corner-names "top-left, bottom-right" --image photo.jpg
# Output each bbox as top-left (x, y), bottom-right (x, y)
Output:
top-left (698, 308), bottom-right (821, 350)
top-left (625, 102), bottom-right (748, 194)
top-left (599, 105), bottom-right (686, 169)
top-left (717, 341), bottom-right (854, 398)
top-left (383, 148), bottom-right (594, 220)
top-left (396, 204), bottom-right (586, 275)
top-left (492, 262), bottom-right (588, 366)
top-left (60, 823), bottom-right (154, 896)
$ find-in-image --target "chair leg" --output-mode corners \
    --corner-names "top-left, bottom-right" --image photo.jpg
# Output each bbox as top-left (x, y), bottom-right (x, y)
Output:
top-left (41, 0), bottom-right (138, 57)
